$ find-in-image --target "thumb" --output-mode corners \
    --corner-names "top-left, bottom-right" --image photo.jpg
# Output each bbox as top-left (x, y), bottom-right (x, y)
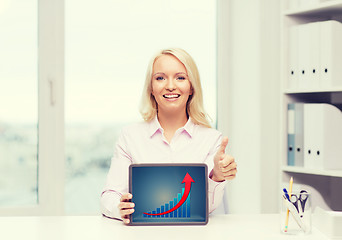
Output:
top-left (217, 137), bottom-right (229, 156)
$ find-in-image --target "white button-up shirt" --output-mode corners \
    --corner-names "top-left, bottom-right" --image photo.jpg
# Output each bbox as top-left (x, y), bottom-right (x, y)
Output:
top-left (101, 116), bottom-right (227, 219)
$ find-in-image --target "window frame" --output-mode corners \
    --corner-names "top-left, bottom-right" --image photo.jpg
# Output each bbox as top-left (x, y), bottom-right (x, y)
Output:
top-left (0, 0), bottom-right (65, 216)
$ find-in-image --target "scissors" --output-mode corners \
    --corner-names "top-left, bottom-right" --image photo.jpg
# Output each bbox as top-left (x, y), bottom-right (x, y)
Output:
top-left (289, 190), bottom-right (309, 218)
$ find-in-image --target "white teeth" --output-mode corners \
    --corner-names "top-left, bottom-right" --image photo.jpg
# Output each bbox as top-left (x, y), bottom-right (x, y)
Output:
top-left (164, 94), bottom-right (179, 98)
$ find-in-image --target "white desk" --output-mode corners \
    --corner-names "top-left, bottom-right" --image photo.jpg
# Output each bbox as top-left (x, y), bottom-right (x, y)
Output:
top-left (0, 214), bottom-right (330, 240)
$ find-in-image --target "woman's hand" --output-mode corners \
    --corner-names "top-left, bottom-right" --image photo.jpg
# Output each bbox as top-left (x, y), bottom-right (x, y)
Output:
top-left (211, 137), bottom-right (237, 182)
top-left (118, 193), bottom-right (135, 224)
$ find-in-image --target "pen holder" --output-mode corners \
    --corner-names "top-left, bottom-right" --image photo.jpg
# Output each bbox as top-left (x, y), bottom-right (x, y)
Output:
top-left (280, 191), bottom-right (312, 235)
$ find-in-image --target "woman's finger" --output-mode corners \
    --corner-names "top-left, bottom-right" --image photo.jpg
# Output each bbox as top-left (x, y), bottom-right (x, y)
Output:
top-left (120, 208), bottom-right (135, 217)
top-left (118, 202), bottom-right (135, 210)
top-left (120, 193), bottom-right (132, 202)
top-left (220, 162), bottom-right (237, 173)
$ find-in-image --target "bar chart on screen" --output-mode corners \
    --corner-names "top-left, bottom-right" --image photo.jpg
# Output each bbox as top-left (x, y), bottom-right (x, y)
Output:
top-left (143, 187), bottom-right (191, 218)
top-left (130, 164), bottom-right (208, 225)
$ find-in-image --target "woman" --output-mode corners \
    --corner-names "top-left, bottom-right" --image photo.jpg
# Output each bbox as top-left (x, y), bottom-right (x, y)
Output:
top-left (101, 48), bottom-right (237, 224)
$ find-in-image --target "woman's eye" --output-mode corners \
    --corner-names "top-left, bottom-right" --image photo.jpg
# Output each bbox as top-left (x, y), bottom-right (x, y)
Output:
top-left (177, 76), bottom-right (186, 80)
top-left (156, 76), bottom-right (164, 80)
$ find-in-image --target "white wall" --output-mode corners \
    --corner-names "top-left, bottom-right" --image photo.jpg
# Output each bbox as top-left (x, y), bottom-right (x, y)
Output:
top-left (217, 0), bottom-right (280, 214)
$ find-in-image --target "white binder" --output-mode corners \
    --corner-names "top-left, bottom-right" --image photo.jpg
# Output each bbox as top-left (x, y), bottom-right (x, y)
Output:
top-left (304, 104), bottom-right (342, 170)
top-left (297, 24), bottom-right (311, 89)
top-left (294, 103), bottom-right (304, 166)
top-left (288, 26), bottom-right (298, 89)
top-left (304, 104), bottom-right (317, 169)
top-left (308, 22), bottom-right (320, 89)
top-left (319, 20), bottom-right (342, 88)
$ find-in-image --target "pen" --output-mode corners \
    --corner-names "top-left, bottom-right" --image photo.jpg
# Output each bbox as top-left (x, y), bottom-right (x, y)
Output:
top-left (283, 188), bottom-right (290, 201)
top-left (284, 177), bottom-right (293, 232)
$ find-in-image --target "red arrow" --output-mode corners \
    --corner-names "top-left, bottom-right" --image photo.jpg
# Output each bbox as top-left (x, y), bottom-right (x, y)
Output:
top-left (143, 173), bottom-right (195, 216)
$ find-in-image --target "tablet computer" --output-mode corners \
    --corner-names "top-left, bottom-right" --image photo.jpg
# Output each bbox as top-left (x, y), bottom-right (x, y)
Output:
top-left (129, 163), bottom-right (208, 225)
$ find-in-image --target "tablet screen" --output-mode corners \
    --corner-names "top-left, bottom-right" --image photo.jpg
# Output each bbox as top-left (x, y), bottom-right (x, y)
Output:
top-left (129, 163), bottom-right (208, 225)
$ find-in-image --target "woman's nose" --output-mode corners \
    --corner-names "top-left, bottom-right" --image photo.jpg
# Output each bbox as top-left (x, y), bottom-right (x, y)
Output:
top-left (165, 79), bottom-right (176, 91)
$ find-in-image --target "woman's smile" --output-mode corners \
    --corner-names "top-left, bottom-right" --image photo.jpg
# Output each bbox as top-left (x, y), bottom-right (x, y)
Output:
top-left (163, 93), bottom-right (181, 100)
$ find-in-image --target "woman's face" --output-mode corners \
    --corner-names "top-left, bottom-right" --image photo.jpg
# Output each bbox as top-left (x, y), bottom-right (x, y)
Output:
top-left (151, 54), bottom-right (192, 117)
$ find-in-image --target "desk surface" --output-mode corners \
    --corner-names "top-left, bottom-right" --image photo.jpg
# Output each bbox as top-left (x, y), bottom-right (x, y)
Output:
top-left (0, 214), bottom-right (330, 240)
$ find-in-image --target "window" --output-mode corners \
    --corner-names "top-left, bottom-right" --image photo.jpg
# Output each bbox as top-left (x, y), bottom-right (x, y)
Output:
top-left (0, 0), bottom-right (38, 207)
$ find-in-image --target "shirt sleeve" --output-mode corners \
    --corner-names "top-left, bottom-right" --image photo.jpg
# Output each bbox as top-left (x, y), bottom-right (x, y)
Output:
top-left (100, 129), bottom-right (132, 219)
top-left (205, 133), bottom-right (228, 214)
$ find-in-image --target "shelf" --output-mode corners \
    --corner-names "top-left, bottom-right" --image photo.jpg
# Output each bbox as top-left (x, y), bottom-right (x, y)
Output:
top-left (281, 165), bottom-right (342, 178)
top-left (284, 88), bottom-right (342, 94)
top-left (284, 0), bottom-right (342, 17)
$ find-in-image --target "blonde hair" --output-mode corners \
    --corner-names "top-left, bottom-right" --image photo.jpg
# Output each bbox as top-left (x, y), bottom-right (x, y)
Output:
top-left (139, 48), bottom-right (211, 128)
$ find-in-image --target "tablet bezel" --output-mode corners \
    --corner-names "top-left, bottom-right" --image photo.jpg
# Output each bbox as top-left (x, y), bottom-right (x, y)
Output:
top-left (128, 163), bottom-right (208, 226)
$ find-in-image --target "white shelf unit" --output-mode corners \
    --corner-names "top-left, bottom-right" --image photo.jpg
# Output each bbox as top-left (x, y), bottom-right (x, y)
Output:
top-left (280, 1), bottom-right (342, 212)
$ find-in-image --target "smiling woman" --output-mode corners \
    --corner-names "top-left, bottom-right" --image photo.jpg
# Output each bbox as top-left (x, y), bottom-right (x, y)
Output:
top-left (101, 48), bottom-right (237, 224)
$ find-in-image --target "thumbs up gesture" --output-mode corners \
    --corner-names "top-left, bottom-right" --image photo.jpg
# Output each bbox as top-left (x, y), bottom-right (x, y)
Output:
top-left (211, 137), bottom-right (237, 182)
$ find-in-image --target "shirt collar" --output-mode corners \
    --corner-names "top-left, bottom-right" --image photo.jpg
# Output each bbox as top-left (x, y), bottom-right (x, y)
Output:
top-left (148, 115), bottom-right (195, 138)
top-left (149, 116), bottom-right (163, 137)
top-left (182, 117), bottom-right (195, 138)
